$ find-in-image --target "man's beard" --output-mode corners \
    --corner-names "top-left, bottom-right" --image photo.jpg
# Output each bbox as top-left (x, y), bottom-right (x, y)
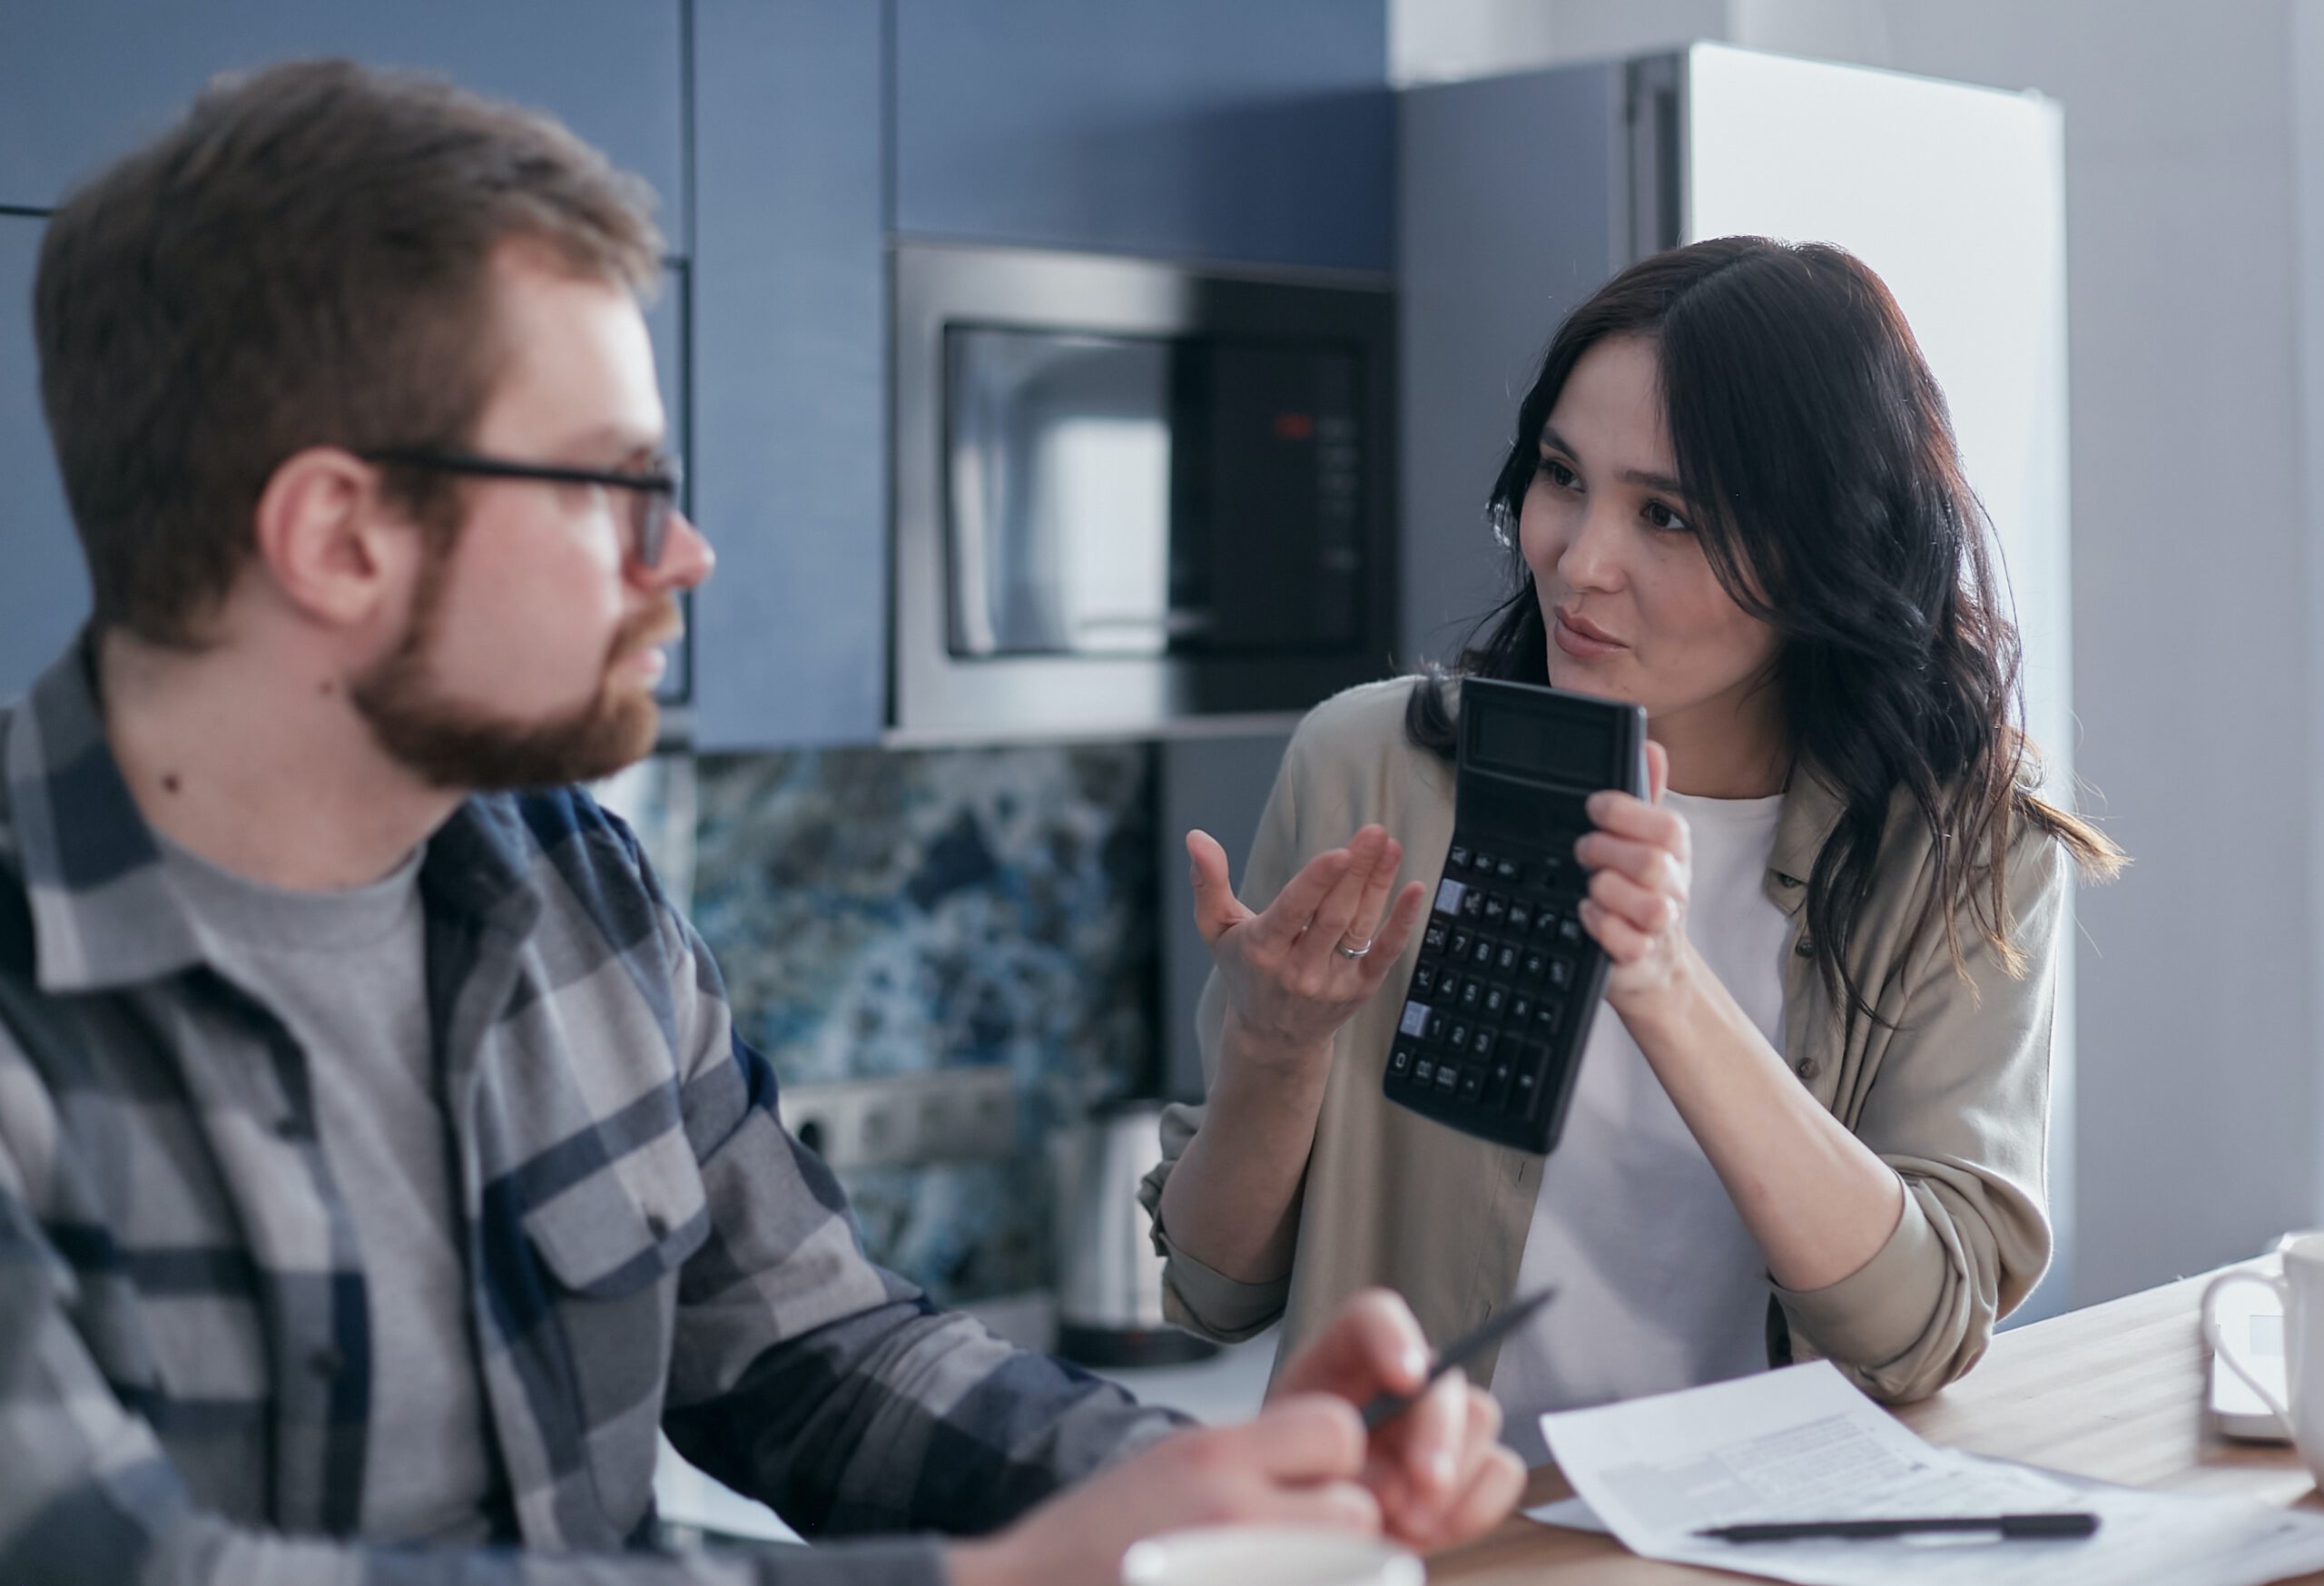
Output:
top-left (351, 579), bottom-right (679, 792)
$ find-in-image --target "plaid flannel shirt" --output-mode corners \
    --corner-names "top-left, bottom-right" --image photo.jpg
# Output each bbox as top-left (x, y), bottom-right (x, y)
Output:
top-left (0, 642), bottom-right (1184, 1585)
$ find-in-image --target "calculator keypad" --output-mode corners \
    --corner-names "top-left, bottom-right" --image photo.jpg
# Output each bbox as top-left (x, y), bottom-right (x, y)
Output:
top-left (1383, 827), bottom-right (1599, 1145)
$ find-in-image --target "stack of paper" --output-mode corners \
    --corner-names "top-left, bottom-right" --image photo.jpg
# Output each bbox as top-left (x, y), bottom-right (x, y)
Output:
top-left (1531, 1362), bottom-right (2324, 1586)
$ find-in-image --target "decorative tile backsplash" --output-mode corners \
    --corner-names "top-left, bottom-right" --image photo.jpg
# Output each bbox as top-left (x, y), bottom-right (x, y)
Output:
top-left (685, 742), bottom-right (1160, 1304)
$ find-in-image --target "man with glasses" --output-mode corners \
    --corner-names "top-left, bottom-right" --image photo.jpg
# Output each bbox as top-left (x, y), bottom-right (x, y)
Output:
top-left (0, 59), bottom-right (1521, 1586)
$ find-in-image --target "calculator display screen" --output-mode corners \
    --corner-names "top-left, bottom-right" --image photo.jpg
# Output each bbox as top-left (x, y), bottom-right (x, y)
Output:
top-left (1473, 710), bottom-right (1613, 785)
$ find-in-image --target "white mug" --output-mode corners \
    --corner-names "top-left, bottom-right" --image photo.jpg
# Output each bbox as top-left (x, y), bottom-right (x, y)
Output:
top-left (2205, 1233), bottom-right (2324, 1476)
top-left (1120, 1525), bottom-right (1424, 1586)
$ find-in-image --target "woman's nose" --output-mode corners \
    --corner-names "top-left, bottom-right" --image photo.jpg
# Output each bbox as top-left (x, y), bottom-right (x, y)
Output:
top-left (1557, 500), bottom-right (1627, 592)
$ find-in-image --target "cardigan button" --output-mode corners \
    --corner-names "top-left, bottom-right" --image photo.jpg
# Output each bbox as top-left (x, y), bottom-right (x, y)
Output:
top-left (309, 1345), bottom-right (347, 1379)
top-left (1796, 1057), bottom-right (1821, 1081)
top-left (1795, 936), bottom-right (1814, 958)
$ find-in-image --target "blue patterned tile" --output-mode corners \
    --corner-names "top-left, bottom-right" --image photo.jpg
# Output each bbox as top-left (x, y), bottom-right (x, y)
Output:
top-left (690, 743), bottom-right (1157, 1303)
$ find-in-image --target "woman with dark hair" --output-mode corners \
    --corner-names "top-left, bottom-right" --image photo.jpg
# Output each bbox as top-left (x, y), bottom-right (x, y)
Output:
top-left (1139, 237), bottom-right (2122, 1459)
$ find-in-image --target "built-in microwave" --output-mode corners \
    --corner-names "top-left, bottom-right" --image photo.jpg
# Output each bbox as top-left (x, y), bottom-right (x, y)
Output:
top-left (891, 241), bottom-right (1395, 743)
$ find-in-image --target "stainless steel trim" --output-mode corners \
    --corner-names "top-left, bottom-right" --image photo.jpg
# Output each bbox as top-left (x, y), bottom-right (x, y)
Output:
top-left (1625, 53), bottom-right (1689, 261)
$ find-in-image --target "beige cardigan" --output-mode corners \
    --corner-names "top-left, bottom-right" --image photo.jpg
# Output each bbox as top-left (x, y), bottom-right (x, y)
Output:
top-left (1138, 676), bottom-right (2064, 1404)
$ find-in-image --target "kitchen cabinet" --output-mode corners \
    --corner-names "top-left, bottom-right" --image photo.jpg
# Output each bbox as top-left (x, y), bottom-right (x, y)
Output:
top-left (688, 0), bottom-right (886, 748)
top-left (0, 2), bottom-right (684, 232)
top-left (892, 0), bottom-right (1392, 272)
top-left (0, 215), bottom-right (84, 698)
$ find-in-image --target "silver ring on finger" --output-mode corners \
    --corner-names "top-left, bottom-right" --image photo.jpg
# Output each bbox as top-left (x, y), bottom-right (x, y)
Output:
top-left (1335, 935), bottom-right (1374, 961)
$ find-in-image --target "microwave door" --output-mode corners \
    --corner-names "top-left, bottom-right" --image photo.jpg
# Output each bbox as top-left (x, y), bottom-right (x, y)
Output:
top-left (947, 328), bottom-right (1174, 658)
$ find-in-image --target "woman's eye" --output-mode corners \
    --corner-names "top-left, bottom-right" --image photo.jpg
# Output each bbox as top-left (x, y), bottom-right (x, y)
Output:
top-left (1642, 498), bottom-right (1691, 534)
top-left (1536, 456), bottom-right (1581, 491)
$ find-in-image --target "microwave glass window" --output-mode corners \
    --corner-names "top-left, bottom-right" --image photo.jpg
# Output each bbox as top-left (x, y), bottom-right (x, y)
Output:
top-left (944, 327), bottom-right (1367, 660)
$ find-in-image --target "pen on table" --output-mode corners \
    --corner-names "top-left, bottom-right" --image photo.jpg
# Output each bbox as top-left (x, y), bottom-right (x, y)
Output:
top-left (1694, 1512), bottom-right (2101, 1543)
top-left (1359, 1286), bottom-right (1557, 1433)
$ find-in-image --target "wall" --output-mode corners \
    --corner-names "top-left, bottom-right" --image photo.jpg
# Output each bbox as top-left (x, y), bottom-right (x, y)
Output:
top-left (1391, 0), bottom-right (2324, 1307)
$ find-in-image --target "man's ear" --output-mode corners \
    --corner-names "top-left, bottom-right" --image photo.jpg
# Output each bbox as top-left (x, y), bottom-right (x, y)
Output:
top-left (251, 447), bottom-right (417, 629)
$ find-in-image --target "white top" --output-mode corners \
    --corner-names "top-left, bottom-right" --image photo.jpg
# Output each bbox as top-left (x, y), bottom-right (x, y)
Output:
top-left (1489, 788), bottom-right (1791, 1463)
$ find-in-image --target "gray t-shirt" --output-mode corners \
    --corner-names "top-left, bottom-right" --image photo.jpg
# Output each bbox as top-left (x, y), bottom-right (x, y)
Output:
top-left (162, 836), bottom-right (507, 1542)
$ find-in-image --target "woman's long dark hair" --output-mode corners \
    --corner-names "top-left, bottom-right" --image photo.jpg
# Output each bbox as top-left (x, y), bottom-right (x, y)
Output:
top-left (1407, 237), bottom-right (2122, 1025)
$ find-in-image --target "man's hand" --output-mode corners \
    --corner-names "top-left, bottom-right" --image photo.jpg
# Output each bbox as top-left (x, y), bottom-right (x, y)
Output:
top-left (947, 1394), bottom-right (1379, 1586)
top-left (1274, 1288), bottom-right (1527, 1550)
top-left (950, 1291), bottom-right (1525, 1586)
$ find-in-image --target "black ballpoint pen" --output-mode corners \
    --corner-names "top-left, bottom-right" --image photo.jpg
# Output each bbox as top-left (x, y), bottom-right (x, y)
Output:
top-left (1358, 1286), bottom-right (1557, 1433)
top-left (1695, 1512), bottom-right (2100, 1543)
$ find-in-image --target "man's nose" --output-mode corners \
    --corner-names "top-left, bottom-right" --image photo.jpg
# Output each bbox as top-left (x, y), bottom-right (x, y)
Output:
top-left (639, 509), bottom-right (714, 592)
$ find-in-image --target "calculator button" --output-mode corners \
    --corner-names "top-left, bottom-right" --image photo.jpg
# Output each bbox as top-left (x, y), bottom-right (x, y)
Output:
top-left (1511, 1057), bottom-right (1543, 1118)
top-left (1426, 1011), bottom-right (1448, 1042)
top-left (1532, 909), bottom-right (1561, 936)
top-left (1532, 1000), bottom-right (1559, 1030)
top-left (1436, 972), bottom-right (1463, 1005)
top-left (1472, 851), bottom-right (1497, 875)
top-left (1447, 845), bottom-right (1471, 872)
top-left (1471, 937), bottom-right (1495, 966)
top-left (1449, 929), bottom-right (1472, 958)
top-left (1399, 1001), bottom-right (1431, 1038)
top-left (1435, 1062), bottom-right (1461, 1092)
top-left (1448, 1021), bottom-right (1470, 1050)
top-left (1433, 879), bottom-right (1468, 917)
top-left (1458, 1066), bottom-right (1484, 1102)
top-left (1413, 963), bottom-right (1437, 997)
top-left (1423, 921), bottom-right (1448, 952)
top-left (1482, 985), bottom-right (1507, 1017)
top-left (1558, 916), bottom-right (1583, 947)
top-left (1484, 1058), bottom-right (1514, 1107)
top-left (1389, 1044), bottom-right (1415, 1078)
top-left (1495, 858), bottom-right (1521, 883)
top-left (1509, 993), bottom-right (1533, 1021)
top-left (1460, 889), bottom-right (1484, 918)
top-left (1507, 902), bottom-right (1531, 931)
top-left (1413, 1058), bottom-right (1436, 1086)
top-left (1521, 950), bottom-right (1548, 982)
top-left (1460, 980), bottom-right (1483, 1011)
top-left (1496, 942), bottom-right (1521, 974)
top-left (1482, 894), bottom-right (1507, 924)
top-left (1549, 958), bottom-right (1575, 991)
top-left (1471, 1028), bottom-right (1496, 1059)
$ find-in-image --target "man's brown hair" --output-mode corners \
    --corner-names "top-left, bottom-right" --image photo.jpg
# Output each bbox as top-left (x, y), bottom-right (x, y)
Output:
top-left (34, 58), bottom-right (664, 647)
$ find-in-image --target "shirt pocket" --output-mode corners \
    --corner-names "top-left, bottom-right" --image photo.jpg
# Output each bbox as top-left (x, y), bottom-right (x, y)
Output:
top-left (519, 1150), bottom-right (710, 1533)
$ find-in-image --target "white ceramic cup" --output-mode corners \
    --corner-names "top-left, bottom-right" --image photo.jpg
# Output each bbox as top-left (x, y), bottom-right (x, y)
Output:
top-left (1119, 1525), bottom-right (1424, 1586)
top-left (2205, 1232), bottom-right (2324, 1480)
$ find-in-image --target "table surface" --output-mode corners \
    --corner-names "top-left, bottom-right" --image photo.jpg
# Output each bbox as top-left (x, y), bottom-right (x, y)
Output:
top-left (1427, 1264), bottom-right (2323, 1583)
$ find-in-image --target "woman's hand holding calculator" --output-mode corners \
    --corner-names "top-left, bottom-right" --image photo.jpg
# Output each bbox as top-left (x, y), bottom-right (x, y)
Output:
top-left (1188, 823), bottom-right (1430, 1064)
top-left (1571, 741), bottom-right (1702, 1009)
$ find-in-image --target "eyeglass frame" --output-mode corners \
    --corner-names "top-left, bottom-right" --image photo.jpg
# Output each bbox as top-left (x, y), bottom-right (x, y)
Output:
top-left (358, 447), bottom-right (684, 568)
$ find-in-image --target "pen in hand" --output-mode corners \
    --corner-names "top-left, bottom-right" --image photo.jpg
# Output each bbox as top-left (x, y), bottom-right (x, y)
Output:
top-left (1359, 1286), bottom-right (1557, 1433)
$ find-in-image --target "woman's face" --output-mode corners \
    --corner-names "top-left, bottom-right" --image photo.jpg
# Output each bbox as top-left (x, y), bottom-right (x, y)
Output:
top-left (1520, 334), bottom-right (1783, 771)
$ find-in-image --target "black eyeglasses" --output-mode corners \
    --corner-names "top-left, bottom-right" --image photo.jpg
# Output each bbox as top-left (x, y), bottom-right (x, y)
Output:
top-left (360, 447), bottom-right (684, 568)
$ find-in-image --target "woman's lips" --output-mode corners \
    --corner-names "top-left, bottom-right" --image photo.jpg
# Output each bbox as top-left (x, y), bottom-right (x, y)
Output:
top-left (1552, 611), bottom-right (1626, 660)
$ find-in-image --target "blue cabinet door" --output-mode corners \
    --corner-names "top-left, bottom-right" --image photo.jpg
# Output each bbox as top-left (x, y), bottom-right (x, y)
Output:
top-left (0, 1), bottom-right (684, 233)
top-left (689, 0), bottom-right (886, 748)
top-left (893, 0), bottom-right (1391, 271)
top-left (0, 215), bottom-right (84, 702)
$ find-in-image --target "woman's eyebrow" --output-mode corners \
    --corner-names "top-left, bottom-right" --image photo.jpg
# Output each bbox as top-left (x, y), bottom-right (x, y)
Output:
top-left (1540, 422), bottom-right (1691, 498)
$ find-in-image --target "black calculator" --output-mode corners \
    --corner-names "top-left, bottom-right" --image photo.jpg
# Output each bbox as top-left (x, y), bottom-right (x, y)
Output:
top-left (1382, 677), bottom-right (1648, 1154)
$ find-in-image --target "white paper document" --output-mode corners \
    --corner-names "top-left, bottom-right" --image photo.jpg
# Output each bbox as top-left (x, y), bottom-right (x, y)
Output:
top-left (1536, 1360), bottom-right (2324, 1586)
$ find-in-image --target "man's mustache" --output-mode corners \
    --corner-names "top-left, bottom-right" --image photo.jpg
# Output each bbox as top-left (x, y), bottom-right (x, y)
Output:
top-left (609, 600), bottom-right (684, 666)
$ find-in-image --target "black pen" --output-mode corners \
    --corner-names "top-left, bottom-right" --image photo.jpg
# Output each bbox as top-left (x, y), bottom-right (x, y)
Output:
top-left (1695, 1512), bottom-right (2100, 1543)
top-left (1358, 1286), bottom-right (1557, 1433)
